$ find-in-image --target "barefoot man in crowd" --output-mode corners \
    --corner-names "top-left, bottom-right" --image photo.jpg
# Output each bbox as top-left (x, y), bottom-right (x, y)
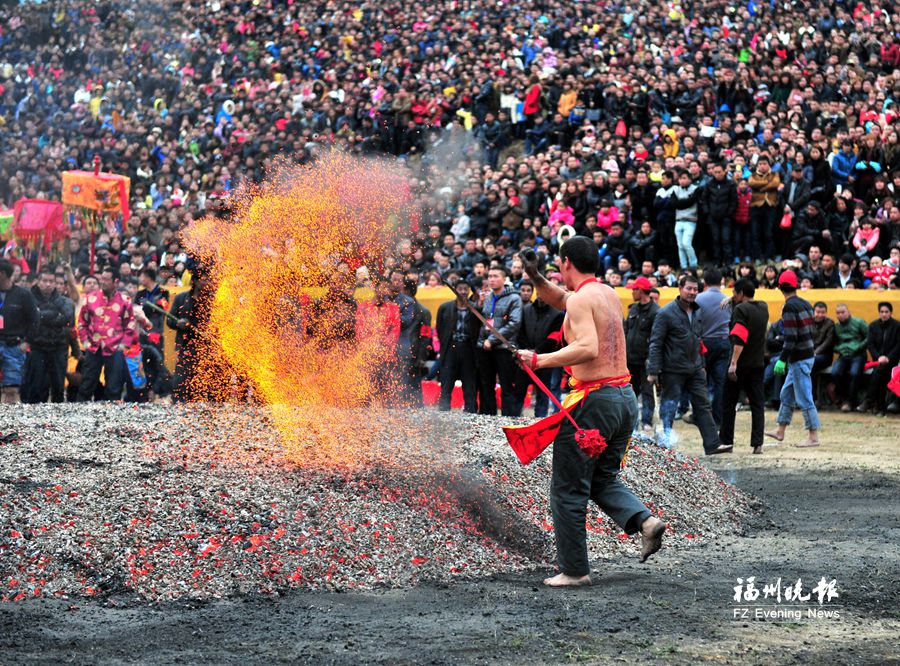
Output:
top-left (516, 236), bottom-right (665, 587)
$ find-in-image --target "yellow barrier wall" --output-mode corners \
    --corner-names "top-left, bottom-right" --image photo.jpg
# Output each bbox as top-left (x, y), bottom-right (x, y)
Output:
top-left (158, 285), bottom-right (898, 371)
top-left (413, 286), bottom-right (898, 326)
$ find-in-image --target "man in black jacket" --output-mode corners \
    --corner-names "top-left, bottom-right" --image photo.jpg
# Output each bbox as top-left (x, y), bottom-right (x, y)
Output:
top-left (624, 276), bottom-right (659, 432)
top-left (135, 267), bottom-right (170, 357)
top-left (718, 279), bottom-right (769, 454)
top-left (858, 302), bottom-right (900, 414)
top-left (168, 266), bottom-right (215, 402)
top-left (646, 274), bottom-right (730, 454)
top-left (629, 170), bottom-right (658, 225)
top-left (811, 301), bottom-right (836, 381)
top-left (436, 280), bottom-right (481, 412)
top-left (701, 163), bottom-right (737, 264)
top-left (603, 221), bottom-right (630, 271)
top-left (476, 112), bottom-right (504, 169)
top-left (401, 275), bottom-right (432, 408)
top-left (0, 259), bottom-right (39, 404)
top-left (628, 221), bottom-right (658, 267)
top-left (791, 201), bottom-right (828, 256)
top-left (513, 284), bottom-right (564, 417)
top-left (23, 269), bottom-right (75, 404)
top-left (653, 171), bottom-right (677, 261)
top-left (781, 164), bottom-right (812, 216)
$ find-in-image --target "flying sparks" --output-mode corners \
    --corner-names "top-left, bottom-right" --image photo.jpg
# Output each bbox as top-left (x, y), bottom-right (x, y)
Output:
top-left (181, 152), bottom-right (417, 468)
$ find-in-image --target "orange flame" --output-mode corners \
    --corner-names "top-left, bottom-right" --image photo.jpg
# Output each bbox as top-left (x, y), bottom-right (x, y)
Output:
top-left (181, 152), bottom-right (417, 469)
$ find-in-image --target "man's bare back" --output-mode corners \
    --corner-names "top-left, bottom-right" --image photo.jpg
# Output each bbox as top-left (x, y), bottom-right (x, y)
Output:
top-left (564, 281), bottom-right (629, 382)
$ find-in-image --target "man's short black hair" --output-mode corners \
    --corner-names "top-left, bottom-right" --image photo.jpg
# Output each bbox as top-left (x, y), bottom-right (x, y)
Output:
top-left (813, 301), bottom-right (827, 310)
top-left (704, 267), bottom-right (722, 286)
top-left (404, 277), bottom-right (418, 297)
top-left (878, 301), bottom-right (893, 313)
top-left (733, 278), bottom-right (756, 298)
top-left (839, 253), bottom-right (855, 266)
top-left (0, 259), bottom-right (14, 279)
top-left (141, 267), bottom-right (157, 282)
top-left (488, 264), bottom-right (508, 276)
top-left (559, 235), bottom-right (600, 275)
top-left (678, 274), bottom-right (700, 288)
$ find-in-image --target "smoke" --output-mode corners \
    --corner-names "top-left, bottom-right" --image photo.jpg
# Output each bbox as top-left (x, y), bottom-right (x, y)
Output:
top-left (428, 467), bottom-right (549, 562)
top-left (385, 411), bottom-right (550, 562)
top-left (419, 128), bottom-right (475, 195)
top-left (410, 127), bottom-right (478, 223)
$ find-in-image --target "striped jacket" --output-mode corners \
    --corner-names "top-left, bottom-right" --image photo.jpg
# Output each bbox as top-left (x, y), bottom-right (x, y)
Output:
top-left (779, 295), bottom-right (815, 363)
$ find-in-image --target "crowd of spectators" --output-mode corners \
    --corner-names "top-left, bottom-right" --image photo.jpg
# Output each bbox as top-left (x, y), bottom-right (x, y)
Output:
top-left (2, 0), bottom-right (900, 287)
top-left (0, 0), bottom-right (899, 416)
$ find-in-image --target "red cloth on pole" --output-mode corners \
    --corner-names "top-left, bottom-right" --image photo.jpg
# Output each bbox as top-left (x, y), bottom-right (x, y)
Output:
top-left (12, 199), bottom-right (67, 246)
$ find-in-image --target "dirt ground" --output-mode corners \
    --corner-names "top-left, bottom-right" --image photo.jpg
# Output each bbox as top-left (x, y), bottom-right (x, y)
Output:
top-left (2, 408), bottom-right (898, 666)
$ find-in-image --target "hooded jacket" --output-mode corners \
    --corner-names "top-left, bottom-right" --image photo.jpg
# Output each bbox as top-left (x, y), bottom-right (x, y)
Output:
top-left (662, 128), bottom-right (679, 158)
top-left (477, 286), bottom-right (522, 349)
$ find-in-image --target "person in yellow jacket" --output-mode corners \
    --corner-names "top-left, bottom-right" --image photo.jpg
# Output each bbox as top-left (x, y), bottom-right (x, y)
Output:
top-left (662, 128), bottom-right (679, 158)
top-left (748, 156), bottom-right (782, 260)
top-left (557, 83), bottom-right (578, 118)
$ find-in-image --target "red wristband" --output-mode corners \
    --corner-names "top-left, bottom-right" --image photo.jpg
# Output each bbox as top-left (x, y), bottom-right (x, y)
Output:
top-left (531, 353), bottom-right (538, 370)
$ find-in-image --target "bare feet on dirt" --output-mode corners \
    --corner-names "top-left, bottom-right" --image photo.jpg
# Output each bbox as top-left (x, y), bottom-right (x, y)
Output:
top-left (795, 438), bottom-right (820, 448)
top-left (639, 516), bottom-right (666, 563)
top-left (764, 429), bottom-right (785, 442)
top-left (543, 573), bottom-right (592, 588)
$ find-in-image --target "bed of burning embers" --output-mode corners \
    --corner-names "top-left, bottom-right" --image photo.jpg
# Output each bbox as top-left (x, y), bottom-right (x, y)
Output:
top-left (0, 404), bottom-right (754, 602)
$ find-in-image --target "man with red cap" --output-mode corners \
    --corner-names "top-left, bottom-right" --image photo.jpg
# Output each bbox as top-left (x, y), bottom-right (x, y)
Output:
top-left (765, 270), bottom-right (821, 448)
top-left (624, 276), bottom-right (659, 433)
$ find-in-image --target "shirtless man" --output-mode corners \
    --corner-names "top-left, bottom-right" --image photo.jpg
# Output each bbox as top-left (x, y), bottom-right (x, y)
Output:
top-left (518, 236), bottom-right (665, 587)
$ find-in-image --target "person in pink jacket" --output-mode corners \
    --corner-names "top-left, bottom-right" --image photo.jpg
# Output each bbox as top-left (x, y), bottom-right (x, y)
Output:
top-left (596, 199), bottom-right (620, 231)
top-left (852, 218), bottom-right (880, 257)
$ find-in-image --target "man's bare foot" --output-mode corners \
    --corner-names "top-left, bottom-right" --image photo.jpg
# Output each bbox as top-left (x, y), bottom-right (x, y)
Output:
top-left (543, 573), bottom-right (592, 587)
top-left (640, 516), bottom-right (666, 563)
top-left (764, 429), bottom-right (785, 443)
top-left (795, 438), bottom-right (820, 448)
